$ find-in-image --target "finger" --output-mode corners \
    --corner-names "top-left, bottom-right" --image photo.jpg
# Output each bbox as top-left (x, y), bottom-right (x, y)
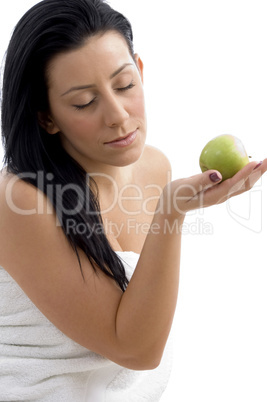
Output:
top-left (228, 160), bottom-right (264, 184)
top-left (225, 160), bottom-right (266, 196)
top-left (188, 170), bottom-right (223, 195)
top-left (205, 159), bottom-right (267, 204)
top-left (170, 170), bottom-right (222, 202)
top-left (231, 158), bottom-right (267, 196)
top-left (168, 170), bottom-right (223, 214)
top-left (250, 158), bottom-right (267, 177)
top-left (183, 170), bottom-right (223, 209)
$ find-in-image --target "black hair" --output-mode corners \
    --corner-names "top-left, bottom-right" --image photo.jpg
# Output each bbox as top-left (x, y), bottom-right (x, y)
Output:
top-left (1, 0), bottom-right (135, 291)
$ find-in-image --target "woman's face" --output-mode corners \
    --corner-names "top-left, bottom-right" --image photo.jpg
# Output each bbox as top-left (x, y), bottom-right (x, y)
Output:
top-left (42, 31), bottom-right (146, 173)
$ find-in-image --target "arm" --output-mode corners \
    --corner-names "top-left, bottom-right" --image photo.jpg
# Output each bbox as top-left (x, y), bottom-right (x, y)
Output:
top-left (114, 159), bottom-right (267, 368)
top-left (0, 160), bottom-right (266, 371)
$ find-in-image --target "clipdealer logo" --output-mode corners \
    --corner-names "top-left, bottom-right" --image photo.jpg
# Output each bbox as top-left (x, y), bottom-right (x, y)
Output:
top-left (65, 217), bottom-right (213, 238)
top-left (4, 170), bottom-right (264, 234)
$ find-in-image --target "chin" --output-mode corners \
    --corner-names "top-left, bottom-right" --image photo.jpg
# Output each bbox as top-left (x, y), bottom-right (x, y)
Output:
top-left (115, 143), bottom-right (146, 167)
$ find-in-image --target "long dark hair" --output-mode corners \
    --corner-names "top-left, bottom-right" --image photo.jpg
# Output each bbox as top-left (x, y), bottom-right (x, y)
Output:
top-left (1, 0), bottom-right (135, 291)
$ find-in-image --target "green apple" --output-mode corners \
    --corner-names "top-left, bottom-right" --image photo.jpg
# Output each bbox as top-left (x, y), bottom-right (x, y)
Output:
top-left (199, 134), bottom-right (250, 181)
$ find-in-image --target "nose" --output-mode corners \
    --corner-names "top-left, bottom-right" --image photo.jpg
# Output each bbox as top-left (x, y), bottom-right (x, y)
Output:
top-left (103, 93), bottom-right (129, 127)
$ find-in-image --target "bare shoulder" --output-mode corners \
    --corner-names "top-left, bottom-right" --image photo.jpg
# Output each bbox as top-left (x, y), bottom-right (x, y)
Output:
top-left (0, 168), bottom-right (43, 213)
top-left (0, 169), bottom-right (57, 242)
top-left (0, 169), bottom-right (57, 267)
top-left (142, 144), bottom-right (172, 171)
top-left (137, 144), bottom-right (172, 187)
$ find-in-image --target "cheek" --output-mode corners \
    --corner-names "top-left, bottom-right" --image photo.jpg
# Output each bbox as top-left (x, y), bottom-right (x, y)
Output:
top-left (67, 115), bottom-right (97, 136)
top-left (54, 108), bottom-right (98, 140)
top-left (131, 91), bottom-right (146, 120)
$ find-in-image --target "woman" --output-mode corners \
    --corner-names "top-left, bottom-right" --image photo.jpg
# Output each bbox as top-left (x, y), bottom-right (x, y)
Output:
top-left (0, 0), bottom-right (266, 400)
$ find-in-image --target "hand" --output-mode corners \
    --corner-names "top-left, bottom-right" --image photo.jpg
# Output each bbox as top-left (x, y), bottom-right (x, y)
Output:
top-left (161, 159), bottom-right (267, 218)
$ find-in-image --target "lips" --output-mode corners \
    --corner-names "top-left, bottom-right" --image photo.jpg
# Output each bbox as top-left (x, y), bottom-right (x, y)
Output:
top-left (105, 130), bottom-right (137, 144)
top-left (104, 130), bottom-right (138, 147)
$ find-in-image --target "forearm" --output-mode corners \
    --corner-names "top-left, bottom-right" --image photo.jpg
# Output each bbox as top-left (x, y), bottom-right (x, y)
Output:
top-left (114, 161), bottom-right (266, 369)
top-left (115, 205), bottom-right (184, 369)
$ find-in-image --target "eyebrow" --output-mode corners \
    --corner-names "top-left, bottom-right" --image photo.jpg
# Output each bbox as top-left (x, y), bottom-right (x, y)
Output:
top-left (61, 62), bottom-right (134, 96)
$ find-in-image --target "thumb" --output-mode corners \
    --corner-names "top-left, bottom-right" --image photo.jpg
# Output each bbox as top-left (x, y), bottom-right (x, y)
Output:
top-left (187, 170), bottom-right (223, 209)
top-left (164, 170), bottom-right (223, 215)
top-left (208, 171), bottom-right (223, 184)
top-left (191, 170), bottom-right (223, 192)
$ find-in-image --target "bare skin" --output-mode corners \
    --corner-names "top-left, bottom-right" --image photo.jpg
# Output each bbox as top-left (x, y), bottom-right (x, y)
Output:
top-left (0, 31), bottom-right (266, 371)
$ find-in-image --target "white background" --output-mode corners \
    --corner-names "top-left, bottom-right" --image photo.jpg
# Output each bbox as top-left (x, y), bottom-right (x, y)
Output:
top-left (1, 1), bottom-right (267, 401)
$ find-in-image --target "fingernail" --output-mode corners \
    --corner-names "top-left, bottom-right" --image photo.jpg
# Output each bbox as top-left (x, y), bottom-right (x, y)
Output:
top-left (209, 172), bottom-right (222, 182)
top-left (253, 161), bottom-right (263, 170)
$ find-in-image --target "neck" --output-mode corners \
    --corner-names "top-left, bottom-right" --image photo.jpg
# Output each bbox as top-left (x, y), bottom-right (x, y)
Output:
top-left (88, 164), bottom-right (134, 189)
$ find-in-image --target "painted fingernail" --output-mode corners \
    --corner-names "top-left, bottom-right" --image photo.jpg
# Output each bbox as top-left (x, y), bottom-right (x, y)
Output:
top-left (209, 172), bottom-right (222, 182)
top-left (253, 161), bottom-right (263, 170)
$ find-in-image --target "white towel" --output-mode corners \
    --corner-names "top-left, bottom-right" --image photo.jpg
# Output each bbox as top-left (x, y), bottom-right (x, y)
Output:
top-left (0, 251), bottom-right (173, 401)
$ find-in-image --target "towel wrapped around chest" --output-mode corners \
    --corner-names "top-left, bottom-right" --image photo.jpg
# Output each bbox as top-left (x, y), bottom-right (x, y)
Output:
top-left (0, 251), bottom-right (173, 401)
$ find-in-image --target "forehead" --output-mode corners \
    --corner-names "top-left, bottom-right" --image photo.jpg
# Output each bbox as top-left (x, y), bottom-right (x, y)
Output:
top-left (47, 31), bottom-right (133, 88)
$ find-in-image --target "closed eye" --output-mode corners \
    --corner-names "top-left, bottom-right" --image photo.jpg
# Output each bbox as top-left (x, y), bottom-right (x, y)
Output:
top-left (73, 82), bottom-right (135, 111)
top-left (117, 81), bottom-right (135, 92)
top-left (73, 98), bottom-right (96, 110)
